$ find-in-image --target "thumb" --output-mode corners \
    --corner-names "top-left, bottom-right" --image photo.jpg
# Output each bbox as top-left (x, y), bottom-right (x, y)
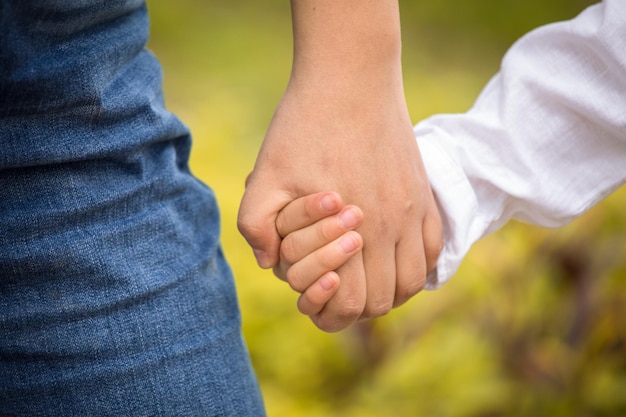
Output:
top-left (237, 180), bottom-right (292, 269)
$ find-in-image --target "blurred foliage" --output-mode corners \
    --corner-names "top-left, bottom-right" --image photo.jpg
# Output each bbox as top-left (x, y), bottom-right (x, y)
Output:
top-left (146, 1), bottom-right (625, 416)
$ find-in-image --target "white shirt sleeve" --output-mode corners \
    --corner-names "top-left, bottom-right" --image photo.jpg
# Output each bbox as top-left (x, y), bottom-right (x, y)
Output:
top-left (416, 0), bottom-right (626, 289)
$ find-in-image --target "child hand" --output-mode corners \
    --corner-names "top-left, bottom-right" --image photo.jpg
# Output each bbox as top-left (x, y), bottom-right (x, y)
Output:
top-left (274, 192), bottom-right (364, 316)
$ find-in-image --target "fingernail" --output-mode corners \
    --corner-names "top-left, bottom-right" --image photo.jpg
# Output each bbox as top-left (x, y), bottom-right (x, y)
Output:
top-left (319, 194), bottom-right (338, 212)
top-left (339, 207), bottom-right (360, 229)
top-left (253, 249), bottom-right (271, 268)
top-left (338, 233), bottom-right (359, 253)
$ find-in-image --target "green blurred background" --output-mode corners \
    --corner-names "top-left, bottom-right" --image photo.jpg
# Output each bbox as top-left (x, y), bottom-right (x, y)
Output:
top-left (146, 1), bottom-right (626, 416)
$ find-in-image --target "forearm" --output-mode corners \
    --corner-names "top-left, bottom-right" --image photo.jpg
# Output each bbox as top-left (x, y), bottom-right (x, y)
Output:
top-left (239, 0), bottom-right (442, 331)
top-left (289, 0), bottom-right (404, 104)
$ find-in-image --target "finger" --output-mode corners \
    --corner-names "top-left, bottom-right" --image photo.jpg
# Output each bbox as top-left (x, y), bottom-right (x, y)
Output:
top-left (309, 253), bottom-right (366, 332)
top-left (422, 199), bottom-right (443, 274)
top-left (286, 230), bottom-right (363, 292)
top-left (297, 271), bottom-right (340, 316)
top-left (393, 225), bottom-right (427, 308)
top-left (359, 225), bottom-right (397, 319)
top-left (273, 205), bottom-right (364, 281)
top-left (276, 191), bottom-right (343, 238)
top-left (238, 178), bottom-right (292, 269)
top-left (279, 205), bottom-right (363, 265)
top-left (272, 262), bottom-right (289, 283)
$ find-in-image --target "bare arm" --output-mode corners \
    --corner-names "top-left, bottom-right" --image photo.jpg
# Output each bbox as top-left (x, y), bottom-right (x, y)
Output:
top-left (238, 0), bottom-right (442, 332)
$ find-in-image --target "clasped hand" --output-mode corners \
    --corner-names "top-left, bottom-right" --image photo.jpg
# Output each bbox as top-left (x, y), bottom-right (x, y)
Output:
top-left (237, 77), bottom-right (442, 332)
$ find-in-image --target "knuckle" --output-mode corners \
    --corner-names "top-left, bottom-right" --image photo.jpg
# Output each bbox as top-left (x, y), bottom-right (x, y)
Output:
top-left (297, 295), bottom-right (311, 314)
top-left (286, 268), bottom-right (306, 293)
top-left (274, 215), bottom-right (288, 238)
top-left (303, 198), bottom-right (318, 223)
top-left (272, 264), bottom-right (288, 282)
top-left (312, 318), bottom-right (340, 333)
top-left (279, 236), bottom-right (298, 263)
top-left (394, 280), bottom-right (425, 307)
top-left (334, 302), bottom-right (364, 323)
top-left (312, 300), bottom-right (364, 332)
top-left (315, 219), bottom-right (335, 243)
top-left (424, 235), bottom-right (444, 273)
top-left (314, 249), bottom-right (338, 272)
top-left (297, 293), bottom-right (319, 316)
top-left (236, 214), bottom-right (259, 237)
top-left (317, 322), bottom-right (343, 333)
top-left (362, 298), bottom-right (393, 319)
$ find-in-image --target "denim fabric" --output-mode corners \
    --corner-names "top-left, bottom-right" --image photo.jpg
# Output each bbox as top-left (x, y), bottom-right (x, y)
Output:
top-left (0, 1), bottom-right (265, 415)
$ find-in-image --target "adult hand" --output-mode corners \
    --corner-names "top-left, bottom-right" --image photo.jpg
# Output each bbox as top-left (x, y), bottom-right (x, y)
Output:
top-left (237, 0), bottom-right (442, 332)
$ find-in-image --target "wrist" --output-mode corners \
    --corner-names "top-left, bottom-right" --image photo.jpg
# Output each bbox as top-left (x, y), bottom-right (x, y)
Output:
top-left (289, 0), bottom-right (403, 91)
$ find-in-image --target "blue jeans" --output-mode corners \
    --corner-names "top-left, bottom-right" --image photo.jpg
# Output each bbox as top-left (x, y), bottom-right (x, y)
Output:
top-left (0, 1), bottom-right (265, 415)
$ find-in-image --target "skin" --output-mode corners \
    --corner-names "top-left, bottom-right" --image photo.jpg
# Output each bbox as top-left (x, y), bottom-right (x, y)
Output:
top-left (275, 192), bottom-right (364, 316)
top-left (238, 0), bottom-right (442, 332)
